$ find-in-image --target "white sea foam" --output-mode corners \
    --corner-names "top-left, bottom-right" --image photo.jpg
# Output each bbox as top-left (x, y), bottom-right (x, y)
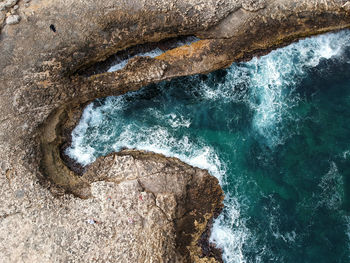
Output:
top-left (145, 109), bottom-right (192, 129)
top-left (268, 203), bottom-right (296, 244)
top-left (192, 30), bottom-right (350, 262)
top-left (65, 104), bottom-right (97, 165)
top-left (107, 60), bottom-right (129, 72)
top-left (111, 125), bottom-right (225, 182)
top-left (195, 30), bottom-right (350, 148)
top-left (345, 216), bottom-right (350, 260)
top-left (247, 31), bottom-right (350, 147)
top-left (166, 113), bottom-right (191, 128)
top-left (318, 162), bottom-right (344, 210)
top-left (210, 195), bottom-right (251, 263)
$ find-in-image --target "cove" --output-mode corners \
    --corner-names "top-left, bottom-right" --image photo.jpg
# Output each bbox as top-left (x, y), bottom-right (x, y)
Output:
top-left (67, 30), bottom-right (350, 263)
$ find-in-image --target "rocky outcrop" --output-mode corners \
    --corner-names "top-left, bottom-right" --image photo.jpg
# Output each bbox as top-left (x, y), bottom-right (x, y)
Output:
top-left (1, 0), bottom-right (350, 262)
top-left (86, 150), bottom-right (224, 262)
top-left (0, 149), bottom-right (223, 262)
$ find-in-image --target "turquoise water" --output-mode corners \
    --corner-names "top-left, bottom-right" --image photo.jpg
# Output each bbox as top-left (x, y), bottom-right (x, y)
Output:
top-left (67, 30), bottom-right (350, 263)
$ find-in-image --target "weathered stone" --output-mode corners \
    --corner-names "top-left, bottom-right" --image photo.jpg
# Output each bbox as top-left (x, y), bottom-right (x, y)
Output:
top-left (5, 14), bottom-right (20, 25)
top-left (343, 2), bottom-right (350, 12)
top-left (5, 0), bottom-right (17, 7)
top-left (0, 11), bottom-right (4, 23)
top-left (0, 150), bottom-right (224, 262)
top-left (241, 0), bottom-right (266, 12)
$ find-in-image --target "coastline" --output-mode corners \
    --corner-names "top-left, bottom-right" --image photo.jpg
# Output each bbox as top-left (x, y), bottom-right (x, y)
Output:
top-left (1, 0), bottom-right (350, 262)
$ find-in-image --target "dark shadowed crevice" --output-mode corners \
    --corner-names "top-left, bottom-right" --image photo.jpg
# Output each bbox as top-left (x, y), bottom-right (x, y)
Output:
top-left (76, 35), bottom-right (199, 77)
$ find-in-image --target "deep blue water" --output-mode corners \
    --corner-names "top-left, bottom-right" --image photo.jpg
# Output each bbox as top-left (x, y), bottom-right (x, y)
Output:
top-left (67, 30), bottom-right (350, 263)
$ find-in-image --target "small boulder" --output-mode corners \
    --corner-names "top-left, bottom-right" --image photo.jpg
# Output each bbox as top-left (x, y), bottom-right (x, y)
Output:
top-left (343, 2), bottom-right (350, 12)
top-left (6, 14), bottom-right (20, 25)
top-left (0, 0), bottom-right (18, 11)
top-left (242, 0), bottom-right (266, 12)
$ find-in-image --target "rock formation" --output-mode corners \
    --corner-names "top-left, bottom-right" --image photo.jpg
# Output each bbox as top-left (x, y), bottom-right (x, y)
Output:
top-left (1, 0), bottom-right (350, 262)
top-left (1, 149), bottom-right (223, 262)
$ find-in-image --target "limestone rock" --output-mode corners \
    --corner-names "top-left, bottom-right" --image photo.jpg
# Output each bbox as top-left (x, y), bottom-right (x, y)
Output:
top-left (5, 14), bottom-right (20, 25)
top-left (0, 150), bottom-right (224, 262)
top-left (0, 11), bottom-right (4, 23)
top-left (0, 0), bottom-right (17, 11)
top-left (343, 2), bottom-right (350, 12)
top-left (241, 0), bottom-right (266, 12)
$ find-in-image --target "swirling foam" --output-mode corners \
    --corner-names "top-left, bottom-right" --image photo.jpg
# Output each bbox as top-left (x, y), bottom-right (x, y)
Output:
top-left (194, 30), bottom-right (350, 148)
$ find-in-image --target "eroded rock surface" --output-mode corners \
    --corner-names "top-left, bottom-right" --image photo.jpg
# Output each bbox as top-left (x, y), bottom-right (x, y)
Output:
top-left (1, 0), bottom-right (350, 262)
top-left (0, 150), bottom-right (223, 262)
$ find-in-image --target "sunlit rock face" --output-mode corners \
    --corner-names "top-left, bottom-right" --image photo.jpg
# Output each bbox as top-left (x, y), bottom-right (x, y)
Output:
top-left (0, 149), bottom-right (223, 262)
top-left (1, 0), bottom-right (350, 262)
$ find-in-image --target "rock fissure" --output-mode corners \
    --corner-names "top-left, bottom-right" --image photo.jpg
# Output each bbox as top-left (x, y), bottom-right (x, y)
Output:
top-left (149, 191), bottom-right (173, 223)
top-left (76, 35), bottom-right (200, 77)
top-left (0, 211), bottom-right (21, 220)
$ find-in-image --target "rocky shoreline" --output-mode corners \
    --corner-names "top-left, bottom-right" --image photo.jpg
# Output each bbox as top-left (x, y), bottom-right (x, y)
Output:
top-left (1, 0), bottom-right (350, 262)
